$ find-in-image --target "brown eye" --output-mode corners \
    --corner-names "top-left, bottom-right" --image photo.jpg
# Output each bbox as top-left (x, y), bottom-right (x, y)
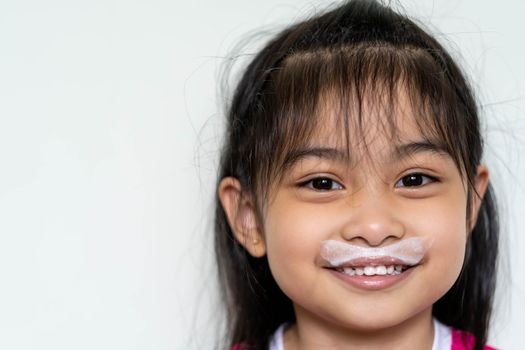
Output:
top-left (395, 173), bottom-right (435, 188)
top-left (303, 177), bottom-right (343, 191)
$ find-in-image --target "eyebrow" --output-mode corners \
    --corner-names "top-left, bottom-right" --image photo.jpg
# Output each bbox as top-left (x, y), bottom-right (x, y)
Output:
top-left (282, 140), bottom-right (450, 169)
top-left (392, 141), bottom-right (450, 162)
top-left (282, 147), bottom-right (348, 170)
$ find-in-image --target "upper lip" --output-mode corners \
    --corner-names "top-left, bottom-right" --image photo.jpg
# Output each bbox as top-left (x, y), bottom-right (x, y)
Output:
top-left (319, 237), bottom-right (432, 269)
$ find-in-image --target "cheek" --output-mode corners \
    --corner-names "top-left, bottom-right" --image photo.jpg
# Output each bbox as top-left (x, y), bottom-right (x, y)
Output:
top-left (263, 201), bottom-right (335, 296)
top-left (264, 196), bottom-right (335, 251)
top-left (408, 191), bottom-right (468, 295)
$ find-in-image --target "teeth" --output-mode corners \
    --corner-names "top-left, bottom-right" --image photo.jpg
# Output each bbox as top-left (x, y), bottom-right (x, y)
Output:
top-left (375, 266), bottom-right (387, 275)
top-left (364, 266), bottom-right (375, 276)
top-left (343, 267), bottom-right (355, 276)
top-left (338, 265), bottom-right (408, 277)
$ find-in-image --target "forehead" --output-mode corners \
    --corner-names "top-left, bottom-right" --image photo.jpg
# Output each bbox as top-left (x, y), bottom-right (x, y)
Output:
top-left (307, 87), bottom-right (435, 154)
top-left (271, 44), bottom-right (460, 159)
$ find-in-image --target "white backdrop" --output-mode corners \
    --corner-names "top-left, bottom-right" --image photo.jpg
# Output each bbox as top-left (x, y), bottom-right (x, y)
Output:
top-left (0, 0), bottom-right (523, 349)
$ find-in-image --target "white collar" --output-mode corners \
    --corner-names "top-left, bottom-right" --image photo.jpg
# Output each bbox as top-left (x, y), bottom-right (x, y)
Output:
top-left (268, 318), bottom-right (451, 350)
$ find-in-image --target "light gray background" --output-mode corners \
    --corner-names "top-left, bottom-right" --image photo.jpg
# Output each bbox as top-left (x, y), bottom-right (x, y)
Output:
top-left (0, 0), bottom-right (523, 349)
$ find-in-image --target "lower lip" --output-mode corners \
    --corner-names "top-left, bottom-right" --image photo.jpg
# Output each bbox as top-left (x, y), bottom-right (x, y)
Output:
top-left (327, 267), bottom-right (416, 291)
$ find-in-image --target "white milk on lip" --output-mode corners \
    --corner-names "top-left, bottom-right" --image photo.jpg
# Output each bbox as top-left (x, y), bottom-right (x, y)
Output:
top-left (320, 236), bottom-right (434, 267)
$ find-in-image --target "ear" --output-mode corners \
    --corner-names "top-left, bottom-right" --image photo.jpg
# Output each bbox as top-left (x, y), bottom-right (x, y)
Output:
top-left (468, 165), bottom-right (490, 232)
top-left (218, 177), bottom-right (266, 257)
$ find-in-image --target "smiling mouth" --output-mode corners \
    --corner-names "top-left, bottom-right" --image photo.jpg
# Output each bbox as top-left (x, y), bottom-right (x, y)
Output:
top-left (325, 263), bottom-right (418, 290)
top-left (324, 255), bottom-right (420, 276)
top-left (330, 264), bottom-right (415, 276)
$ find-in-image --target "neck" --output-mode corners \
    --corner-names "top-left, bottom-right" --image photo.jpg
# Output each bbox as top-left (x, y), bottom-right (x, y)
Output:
top-left (284, 306), bottom-right (434, 350)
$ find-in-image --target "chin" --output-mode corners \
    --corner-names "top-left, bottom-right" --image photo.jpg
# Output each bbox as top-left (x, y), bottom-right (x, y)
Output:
top-left (341, 316), bottom-right (405, 332)
top-left (324, 304), bottom-right (430, 333)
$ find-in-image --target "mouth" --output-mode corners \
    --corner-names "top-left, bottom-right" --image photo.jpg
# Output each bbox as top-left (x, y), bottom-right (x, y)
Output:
top-left (331, 264), bottom-right (414, 276)
top-left (324, 261), bottom-right (419, 290)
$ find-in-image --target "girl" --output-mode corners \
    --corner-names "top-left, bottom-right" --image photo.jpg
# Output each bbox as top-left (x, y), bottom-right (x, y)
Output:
top-left (215, 0), bottom-right (499, 349)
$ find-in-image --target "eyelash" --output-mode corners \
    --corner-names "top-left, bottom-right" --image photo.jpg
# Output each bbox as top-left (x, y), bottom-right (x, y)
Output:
top-left (299, 177), bottom-right (343, 191)
top-left (395, 173), bottom-right (438, 188)
top-left (299, 173), bottom-right (437, 191)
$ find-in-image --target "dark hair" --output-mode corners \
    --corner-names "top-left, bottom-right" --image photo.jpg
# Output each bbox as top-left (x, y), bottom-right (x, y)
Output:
top-left (214, 1), bottom-right (499, 349)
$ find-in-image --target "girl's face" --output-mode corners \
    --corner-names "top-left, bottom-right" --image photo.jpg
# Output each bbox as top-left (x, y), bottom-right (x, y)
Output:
top-left (252, 94), bottom-right (489, 333)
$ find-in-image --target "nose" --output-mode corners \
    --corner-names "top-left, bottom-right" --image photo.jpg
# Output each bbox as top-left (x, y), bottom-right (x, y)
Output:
top-left (340, 193), bottom-right (405, 247)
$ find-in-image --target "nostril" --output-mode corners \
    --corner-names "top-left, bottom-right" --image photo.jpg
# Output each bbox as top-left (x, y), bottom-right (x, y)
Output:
top-left (339, 208), bottom-right (406, 245)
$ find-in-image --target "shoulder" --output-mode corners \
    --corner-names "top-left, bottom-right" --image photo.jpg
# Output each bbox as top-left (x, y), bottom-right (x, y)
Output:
top-left (451, 328), bottom-right (497, 350)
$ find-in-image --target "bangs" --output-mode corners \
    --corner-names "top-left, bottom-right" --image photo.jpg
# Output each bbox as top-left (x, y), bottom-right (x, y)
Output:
top-left (255, 44), bottom-right (475, 198)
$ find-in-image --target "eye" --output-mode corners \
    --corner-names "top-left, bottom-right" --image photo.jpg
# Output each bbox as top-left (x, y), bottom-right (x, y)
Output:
top-left (301, 177), bottom-right (344, 191)
top-left (395, 173), bottom-right (436, 188)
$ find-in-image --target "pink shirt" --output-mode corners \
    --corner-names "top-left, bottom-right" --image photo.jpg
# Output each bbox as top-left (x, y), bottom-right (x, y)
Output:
top-left (451, 329), bottom-right (496, 350)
